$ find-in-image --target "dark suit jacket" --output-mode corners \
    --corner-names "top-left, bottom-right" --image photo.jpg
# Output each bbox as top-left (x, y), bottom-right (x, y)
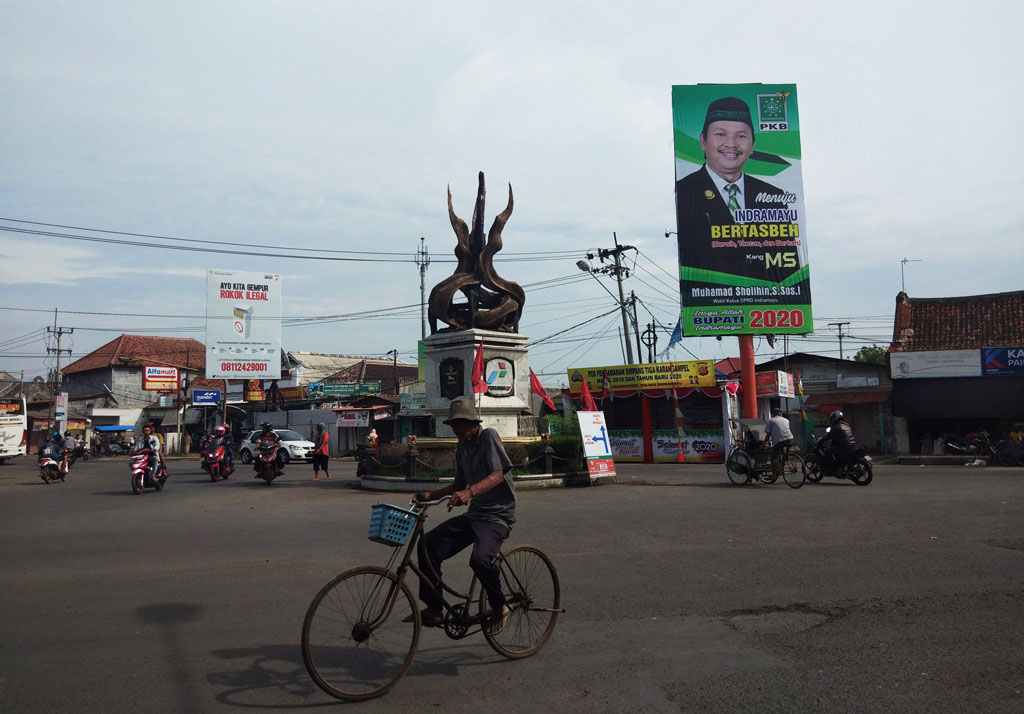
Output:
top-left (675, 165), bottom-right (790, 280)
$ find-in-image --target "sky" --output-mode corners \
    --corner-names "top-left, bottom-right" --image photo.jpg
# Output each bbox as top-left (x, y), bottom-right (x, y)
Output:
top-left (1, 0), bottom-right (1022, 387)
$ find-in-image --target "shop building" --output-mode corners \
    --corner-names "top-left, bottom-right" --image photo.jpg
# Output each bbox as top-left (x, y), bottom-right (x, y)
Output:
top-left (888, 290), bottom-right (1024, 452)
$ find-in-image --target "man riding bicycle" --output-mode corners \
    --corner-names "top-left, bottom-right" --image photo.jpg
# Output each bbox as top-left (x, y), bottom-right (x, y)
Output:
top-left (411, 398), bottom-right (515, 634)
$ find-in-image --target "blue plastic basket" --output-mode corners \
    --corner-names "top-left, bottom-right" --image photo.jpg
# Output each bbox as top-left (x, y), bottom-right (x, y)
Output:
top-left (367, 503), bottom-right (418, 547)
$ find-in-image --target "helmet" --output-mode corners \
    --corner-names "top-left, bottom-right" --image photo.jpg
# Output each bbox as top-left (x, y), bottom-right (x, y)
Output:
top-left (829, 410), bottom-right (844, 425)
top-left (261, 422), bottom-right (273, 430)
top-left (64, 430), bottom-right (71, 437)
top-left (213, 425), bottom-right (226, 435)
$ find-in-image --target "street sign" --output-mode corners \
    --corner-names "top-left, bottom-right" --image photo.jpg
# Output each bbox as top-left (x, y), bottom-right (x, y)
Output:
top-left (576, 410), bottom-right (616, 479)
top-left (308, 382), bottom-right (381, 398)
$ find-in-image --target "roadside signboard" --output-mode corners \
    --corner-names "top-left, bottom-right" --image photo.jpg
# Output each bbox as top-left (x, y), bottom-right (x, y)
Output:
top-left (981, 347), bottom-right (1024, 376)
top-left (672, 83), bottom-right (812, 337)
top-left (191, 389), bottom-right (221, 406)
top-left (889, 350), bottom-right (981, 379)
top-left (567, 360), bottom-right (715, 394)
top-left (755, 370), bottom-right (796, 398)
top-left (143, 365), bottom-right (179, 391)
top-left (337, 411), bottom-right (370, 428)
top-left (576, 410), bottom-right (615, 479)
top-left (308, 381), bottom-right (381, 398)
top-left (205, 269), bottom-right (282, 380)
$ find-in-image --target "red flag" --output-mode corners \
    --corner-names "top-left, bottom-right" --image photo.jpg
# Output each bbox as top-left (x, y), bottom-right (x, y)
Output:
top-left (578, 378), bottom-right (598, 411)
top-left (530, 369), bottom-right (556, 410)
top-left (602, 370), bottom-right (611, 399)
top-left (471, 342), bottom-right (487, 394)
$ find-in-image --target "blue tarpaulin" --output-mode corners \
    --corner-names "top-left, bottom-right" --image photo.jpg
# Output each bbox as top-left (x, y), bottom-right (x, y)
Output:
top-left (94, 425), bottom-right (133, 432)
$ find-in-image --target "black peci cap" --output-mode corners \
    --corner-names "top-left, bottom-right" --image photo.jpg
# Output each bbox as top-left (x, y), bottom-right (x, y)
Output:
top-left (702, 97), bottom-right (755, 136)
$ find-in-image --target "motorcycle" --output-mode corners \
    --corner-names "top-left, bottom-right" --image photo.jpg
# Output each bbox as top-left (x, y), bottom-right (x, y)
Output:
top-left (256, 443), bottom-right (282, 484)
top-left (129, 447), bottom-right (167, 495)
top-left (73, 443), bottom-right (89, 462)
top-left (942, 430), bottom-right (996, 460)
top-left (804, 431), bottom-right (873, 486)
top-left (38, 451), bottom-right (64, 484)
top-left (204, 445), bottom-right (233, 481)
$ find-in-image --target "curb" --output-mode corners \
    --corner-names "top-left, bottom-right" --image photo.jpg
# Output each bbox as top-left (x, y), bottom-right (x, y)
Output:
top-left (359, 472), bottom-right (614, 492)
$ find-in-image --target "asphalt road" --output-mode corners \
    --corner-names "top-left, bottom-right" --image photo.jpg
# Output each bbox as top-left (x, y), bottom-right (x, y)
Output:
top-left (0, 456), bottom-right (1021, 713)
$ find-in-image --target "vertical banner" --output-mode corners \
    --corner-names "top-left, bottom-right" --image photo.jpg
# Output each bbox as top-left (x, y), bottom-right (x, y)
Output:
top-left (672, 84), bottom-right (812, 337)
top-left (576, 410), bottom-right (616, 478)
top-left (206, 269), bottom-right (282, 380)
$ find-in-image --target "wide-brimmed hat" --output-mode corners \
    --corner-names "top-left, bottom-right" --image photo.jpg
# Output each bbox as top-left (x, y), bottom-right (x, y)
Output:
top-left (443, 398), bottom-right (482, 425)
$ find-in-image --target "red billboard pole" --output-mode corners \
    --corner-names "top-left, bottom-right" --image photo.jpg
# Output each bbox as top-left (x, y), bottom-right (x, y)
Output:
top-left (739, 335), bottom-right (757, 418)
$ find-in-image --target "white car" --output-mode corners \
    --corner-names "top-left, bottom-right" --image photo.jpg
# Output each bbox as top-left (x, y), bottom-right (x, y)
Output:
top-left (238, 429), bottom-right (315, 465)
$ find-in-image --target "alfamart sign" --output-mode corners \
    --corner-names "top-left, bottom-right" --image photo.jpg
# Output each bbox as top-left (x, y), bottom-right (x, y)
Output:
top-left (672, 83), bottom-right (813, 337)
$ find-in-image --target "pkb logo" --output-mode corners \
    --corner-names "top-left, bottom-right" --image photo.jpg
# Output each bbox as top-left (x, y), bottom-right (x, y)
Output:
top-left (757, 92), bottom-right (789, 131)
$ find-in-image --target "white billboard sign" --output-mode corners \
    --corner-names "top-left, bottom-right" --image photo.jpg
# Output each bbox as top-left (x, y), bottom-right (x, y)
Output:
top-left (889, 350), bottom-right (980, 379)
top-left (206, 269), bottom-right (282, 380)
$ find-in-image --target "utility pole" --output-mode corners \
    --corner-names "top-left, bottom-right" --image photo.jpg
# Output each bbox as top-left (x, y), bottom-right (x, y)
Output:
top-left (415, 236), bottom-right (430, 340)
top-left (46, 309), bottom-right (73, 435)
top-left (629, 291), bottom-right (642, 365)
top-left (578, 234), bottom-right (637, 363)
top-left (829, 321), bottom-right (851, 359)
top-left (386, 350), bottom-right (399, 395)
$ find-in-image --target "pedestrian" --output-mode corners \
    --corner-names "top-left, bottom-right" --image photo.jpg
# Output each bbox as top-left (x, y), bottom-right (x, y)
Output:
top-left (312, 422), bottom-right (330, 480)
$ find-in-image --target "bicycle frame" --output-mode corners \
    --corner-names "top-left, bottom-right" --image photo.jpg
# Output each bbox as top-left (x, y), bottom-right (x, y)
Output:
top-left (364, 500), bottom-right (490, 638)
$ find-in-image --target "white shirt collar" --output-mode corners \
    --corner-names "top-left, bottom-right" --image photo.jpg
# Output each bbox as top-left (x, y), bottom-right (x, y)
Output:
top-left (706, 166), bottom-right (745, 208)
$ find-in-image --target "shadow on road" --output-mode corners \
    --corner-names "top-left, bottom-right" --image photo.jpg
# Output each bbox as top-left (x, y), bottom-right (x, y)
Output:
top-left (137, 603), bottom-right (205, 711)
top-left (207, 640), bottom-right (501, 707)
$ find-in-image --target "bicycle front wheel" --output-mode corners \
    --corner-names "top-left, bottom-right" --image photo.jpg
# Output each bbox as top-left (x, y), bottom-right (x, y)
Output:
top-left (782, 451), bottom-right (806, 489)
top-left (726, 450), bottom-right (752, 486)
top-left (479, 545), bottom-right (561, 659)
top-left (301, 566), bottom-right (419, 702)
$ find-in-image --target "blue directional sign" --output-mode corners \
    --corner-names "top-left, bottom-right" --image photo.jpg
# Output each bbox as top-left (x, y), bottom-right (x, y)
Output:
top-left (192, 390), bottom-right (222, 405)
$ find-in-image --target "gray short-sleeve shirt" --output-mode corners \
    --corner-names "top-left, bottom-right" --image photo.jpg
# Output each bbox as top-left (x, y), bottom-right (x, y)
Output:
top-left (454, 427), bottom-right (516, 527)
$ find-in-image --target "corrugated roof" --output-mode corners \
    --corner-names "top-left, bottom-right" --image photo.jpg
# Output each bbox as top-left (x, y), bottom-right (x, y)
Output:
top-left (889, 290), bottom-right (1024, 352)
top-left (325, 359), bottom-right (418, 388)
top-left (63, 335), bottom-right (206, 374)
top-left (287, 352), bottom-right (371, 383)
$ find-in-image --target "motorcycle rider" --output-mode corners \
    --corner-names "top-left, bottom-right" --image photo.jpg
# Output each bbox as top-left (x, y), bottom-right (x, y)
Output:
top-left (207, 424), bottom-right (234, 475)
top-left (819, 410), bottom-right (856, 471)
top-left (61, 430), bottom-right (77, 472)
top-left (253, 422), bottom-right (283, 477)
top-left (133, 422), bottom-right (164, 479)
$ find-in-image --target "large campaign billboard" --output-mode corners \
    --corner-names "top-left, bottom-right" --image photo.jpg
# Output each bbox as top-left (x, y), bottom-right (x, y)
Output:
top-left (672, 83), bottom-right (812, 337)
top-left (205, 269), bottom-right (282, 380)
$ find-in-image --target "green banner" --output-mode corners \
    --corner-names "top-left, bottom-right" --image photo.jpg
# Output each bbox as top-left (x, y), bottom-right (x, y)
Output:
top-left (672, 83), bottom-right (812, 336)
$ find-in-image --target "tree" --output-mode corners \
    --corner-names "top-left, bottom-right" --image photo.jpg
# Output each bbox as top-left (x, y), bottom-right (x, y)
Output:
top-left (854, 345), bottom-right (887, 365)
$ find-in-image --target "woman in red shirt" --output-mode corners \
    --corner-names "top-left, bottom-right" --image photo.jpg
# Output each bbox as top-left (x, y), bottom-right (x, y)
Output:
top-left (313, 422), bottom-right (330, 480)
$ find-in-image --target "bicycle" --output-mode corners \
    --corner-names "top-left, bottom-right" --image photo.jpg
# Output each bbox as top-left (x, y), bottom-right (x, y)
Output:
top-left (301, 496), bottom-right (562, 701)
top-left (726, 419), bottom-right (806, 489)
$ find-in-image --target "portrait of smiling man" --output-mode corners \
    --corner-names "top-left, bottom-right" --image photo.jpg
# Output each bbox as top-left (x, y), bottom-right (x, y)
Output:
top-left (674, 95), bottom-right (790, 278)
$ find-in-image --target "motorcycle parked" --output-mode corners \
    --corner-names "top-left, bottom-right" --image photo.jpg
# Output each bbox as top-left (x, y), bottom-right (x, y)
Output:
top-left (942, 430), bottom-right (996, 460)
top-left (256, 443), bottom-right (282, 484)
top-left (804, 432), bottom-right (873, 486)
top-left (129, 447), bottom-right (167, 495)
top-left (204, 444), bottom-right (233, 481)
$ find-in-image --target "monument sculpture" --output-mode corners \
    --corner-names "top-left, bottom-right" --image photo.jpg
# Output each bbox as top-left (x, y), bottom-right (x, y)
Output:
top-left (423, 172), bottom-right (533, 438)
top-left (428, 172), bottom-right (526, 334)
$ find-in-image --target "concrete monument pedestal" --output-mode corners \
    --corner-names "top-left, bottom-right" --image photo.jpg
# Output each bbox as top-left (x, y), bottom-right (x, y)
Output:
top-left (424, 328), bottom-right (530, 438)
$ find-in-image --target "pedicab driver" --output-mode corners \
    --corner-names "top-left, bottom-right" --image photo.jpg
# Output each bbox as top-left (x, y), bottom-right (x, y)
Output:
top-left (411, 398), bottom-right (515, 633)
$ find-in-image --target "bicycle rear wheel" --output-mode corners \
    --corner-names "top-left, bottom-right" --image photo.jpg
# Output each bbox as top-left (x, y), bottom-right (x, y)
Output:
top-left (479, 545), bottom-right (560, 659)
top-left (782, 452), bottom-right (806, 489)
top-left (302, 566), bottom-right (419, 701)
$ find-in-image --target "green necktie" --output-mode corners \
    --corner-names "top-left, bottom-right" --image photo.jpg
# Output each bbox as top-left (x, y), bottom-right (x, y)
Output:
top-left (725, 183), bottom-right (740, 213)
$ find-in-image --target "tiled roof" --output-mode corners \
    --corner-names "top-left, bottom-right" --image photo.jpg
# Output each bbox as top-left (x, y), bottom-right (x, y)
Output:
top-left (62, 335), bottom-right (207, 374)
top-left (714, 357), bottom-right (742, 375)
top-left (889, 290), bottom-right (1024, 352)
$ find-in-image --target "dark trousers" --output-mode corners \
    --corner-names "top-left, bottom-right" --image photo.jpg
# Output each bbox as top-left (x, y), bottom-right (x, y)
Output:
top-left (418, 514), bottom-right (509, 611)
